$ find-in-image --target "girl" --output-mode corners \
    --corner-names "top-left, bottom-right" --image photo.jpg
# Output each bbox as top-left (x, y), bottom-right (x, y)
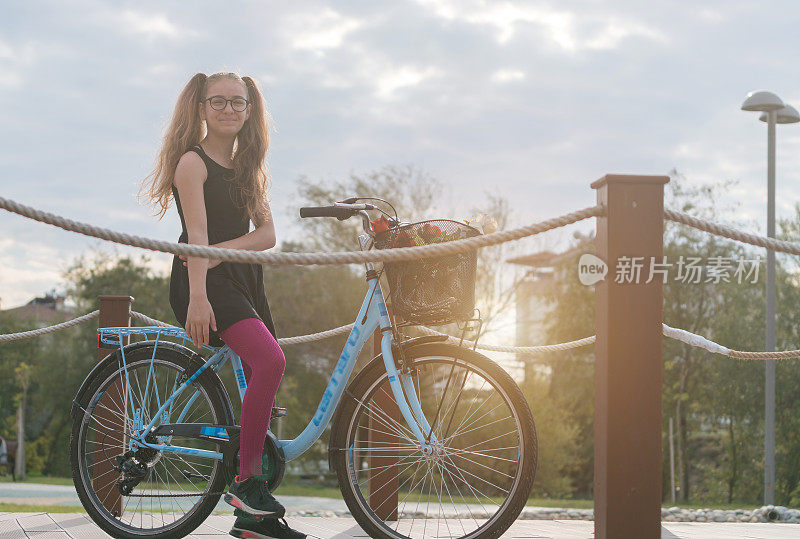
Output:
top-left (141, 72), bottom-right (305, 539)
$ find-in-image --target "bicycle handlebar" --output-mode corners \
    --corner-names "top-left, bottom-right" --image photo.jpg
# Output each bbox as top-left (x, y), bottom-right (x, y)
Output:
top-left (299, 205), bottom-right (355, 220)
top-left (300, 201), bottom-right (400, 238)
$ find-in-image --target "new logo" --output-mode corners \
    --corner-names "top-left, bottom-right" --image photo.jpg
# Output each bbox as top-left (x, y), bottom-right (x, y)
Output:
top-left (578, 254), bottom-right (608, 285)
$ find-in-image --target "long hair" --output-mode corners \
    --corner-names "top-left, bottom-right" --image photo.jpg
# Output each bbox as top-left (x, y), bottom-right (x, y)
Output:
top-left (140, 72), bottom-right (271, 224)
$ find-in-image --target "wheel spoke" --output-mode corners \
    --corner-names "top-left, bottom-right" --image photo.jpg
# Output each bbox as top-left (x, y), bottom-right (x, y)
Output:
top-left (338, 353), bottom-right (536, 539)
top-left (76, 353), bottom-right (224, 536)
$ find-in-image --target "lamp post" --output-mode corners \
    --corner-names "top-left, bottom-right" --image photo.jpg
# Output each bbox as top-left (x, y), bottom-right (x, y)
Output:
top-left (741, 90), bottom-right (800, 505)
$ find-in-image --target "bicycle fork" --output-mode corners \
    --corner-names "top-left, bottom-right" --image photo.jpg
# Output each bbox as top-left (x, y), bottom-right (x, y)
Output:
top-left (378, 331), bottom-right (439, 454)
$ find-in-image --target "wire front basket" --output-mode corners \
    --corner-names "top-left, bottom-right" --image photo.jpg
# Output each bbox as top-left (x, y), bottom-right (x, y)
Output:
top-left (375, 219), bottom-right (480, 325)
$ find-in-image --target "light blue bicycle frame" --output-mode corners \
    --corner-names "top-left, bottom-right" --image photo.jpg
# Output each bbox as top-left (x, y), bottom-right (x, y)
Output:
top-left (98, 259), bottom-right (438, 466)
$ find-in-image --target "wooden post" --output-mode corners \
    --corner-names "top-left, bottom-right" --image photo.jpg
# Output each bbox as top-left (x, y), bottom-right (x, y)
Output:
top-left (592, 174), bottom-right (668, 538)
top-left (94, 295), bottom-right (133, 517)
top-left (368, 304), bottom-right (399, 521)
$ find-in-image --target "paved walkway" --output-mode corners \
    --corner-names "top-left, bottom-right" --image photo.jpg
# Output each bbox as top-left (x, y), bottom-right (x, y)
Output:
top-left (3, 512), bottom-right (800, 538)
top-left (4, 484), bottom-right (800, 537)
top-left (0, 482), bottom-right (345, 513)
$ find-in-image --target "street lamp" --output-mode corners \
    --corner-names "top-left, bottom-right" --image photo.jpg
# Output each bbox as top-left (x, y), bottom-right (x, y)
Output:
top-left (759, 105), bottom-right (800, 125)
top-left (741, 90), bottom-right (799, 505)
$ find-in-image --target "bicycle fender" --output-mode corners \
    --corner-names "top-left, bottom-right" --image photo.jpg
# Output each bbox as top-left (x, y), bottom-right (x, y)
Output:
top-left (71, 341), bottom-right (230, 422)
top-left (391, 334), bottom-right (449, 354)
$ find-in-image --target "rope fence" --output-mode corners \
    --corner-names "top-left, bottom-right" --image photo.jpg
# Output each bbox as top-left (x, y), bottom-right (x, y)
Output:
top-left (4, 197), bottom-right (800, 357)
top-left (0, 196), bottom-right (604, 266)
top-left (129, 311), bottom-right (356, 346)
top-left (665, 209), bottom-right (800, 256)
top-left (4, 308), bottom-right (800, 360)
top-left (416, 324), bottom-right (597, 353)
top-left (0, 310), bottom-right (99, 342)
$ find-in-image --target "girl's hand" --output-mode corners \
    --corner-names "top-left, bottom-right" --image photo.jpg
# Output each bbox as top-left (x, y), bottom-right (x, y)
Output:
top-left (180, 255), bottom-right (221, 269)
top-left (186, 296), bottom-right (217, 348)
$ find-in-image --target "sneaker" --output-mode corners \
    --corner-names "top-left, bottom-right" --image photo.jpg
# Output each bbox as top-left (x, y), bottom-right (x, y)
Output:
top-left (224, 475), bottom-right (285, 518)
top-left (230, 511), bottom-right (306, 539)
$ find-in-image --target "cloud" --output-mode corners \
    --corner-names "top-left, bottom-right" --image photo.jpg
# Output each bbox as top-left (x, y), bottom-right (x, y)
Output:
top-left (2, 0), bottom-right (800, 314)
top-left (491, 68), bottom-right (525, 84)
top-left (373, 64), bottom-right (441, 100)
top-left (0, 36), bottom-right (51, 88)
top-left (122, 10), bottom-right (184, 39)
top-left (0, 238), bottom-right (64, 308)
top-left (85, 7), bottom-right (198, 43)
top-left (286, 8), bottom-right (363, 53)
top-left (415, 0), bottom-right (666, 51)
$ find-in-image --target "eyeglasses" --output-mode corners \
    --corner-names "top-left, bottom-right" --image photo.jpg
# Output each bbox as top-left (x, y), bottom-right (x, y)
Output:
top-left (203, 96), bottom-right (249, 112)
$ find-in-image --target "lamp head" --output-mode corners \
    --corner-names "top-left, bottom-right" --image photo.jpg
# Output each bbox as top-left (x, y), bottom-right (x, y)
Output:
top-left (742, 90), bottom-right (785, 112)
top-left (759, 105), bottom-right (800, 124)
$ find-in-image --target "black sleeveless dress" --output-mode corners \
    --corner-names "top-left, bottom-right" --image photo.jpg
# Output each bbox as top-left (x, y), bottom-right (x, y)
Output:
top-left (169, 145), bottom-right (277, 346)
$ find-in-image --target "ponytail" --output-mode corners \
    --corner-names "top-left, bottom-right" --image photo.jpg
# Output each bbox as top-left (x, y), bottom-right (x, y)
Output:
top-left (139, 72), bottom-right (208, 218)
top-left (233, 76), bottom-right (270, 224)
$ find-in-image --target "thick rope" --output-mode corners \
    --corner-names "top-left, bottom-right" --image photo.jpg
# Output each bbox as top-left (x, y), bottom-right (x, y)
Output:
top-left (0, 196), bottom-right (604, 265)
top-left (663, 324), bottom-right (800, 359)
top-left (662, 324), bottom-right (731, 355)
top-left (728, 349), bottom-right (800, 360)
top-left (415, 325), bottom-right (596, 353)
top-left (0, 310), bottom-right (99, 342)
top-left (4, 309), bottom-right (800, 359)
top-left (130, 311), bottom-right (354, 346)
top-left (665, 209), bottom-right (800, 256)
top-left (130, 311), bottom-right (593, 353)
top-left (130, 311), bottom-right (173, 327)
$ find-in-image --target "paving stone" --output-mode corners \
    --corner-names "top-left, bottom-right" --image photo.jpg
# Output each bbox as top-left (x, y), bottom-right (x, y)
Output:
top-left (5, 512), bottom-right (800, 538)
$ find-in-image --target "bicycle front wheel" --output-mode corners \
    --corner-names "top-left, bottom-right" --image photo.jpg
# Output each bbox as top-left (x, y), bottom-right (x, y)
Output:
top-left (70, 345), bottom-right (232, 539)
top-left (331, 342), bottom-right (537, 539)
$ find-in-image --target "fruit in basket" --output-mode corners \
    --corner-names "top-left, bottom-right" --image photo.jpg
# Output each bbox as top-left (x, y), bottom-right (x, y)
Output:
top-left (483, 215), bottom-right (498, 234)
top-left (391, 230), bottom-right (416, 248)
top-left (466, 213), bottom-right (498, 234)
top-left (370, 215), bottom-right (391, 233)
top-left (421, 223), bottom-right (443, 242)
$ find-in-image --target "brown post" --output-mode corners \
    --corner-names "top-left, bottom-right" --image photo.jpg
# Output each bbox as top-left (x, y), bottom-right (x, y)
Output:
top-left (368, 304), bottom-right (399, 521)
top-left (95, 295), bottom-right (133, 516)
top-left (592, 174), bottom-right (668, 538)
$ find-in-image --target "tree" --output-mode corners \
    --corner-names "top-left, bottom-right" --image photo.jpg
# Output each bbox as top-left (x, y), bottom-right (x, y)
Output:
top-left (536, 232), bottom-right (596, 497)
top-left (64, 250), bottom-right (173, 322)
top-left (773, 205), bottom-right (800, 504)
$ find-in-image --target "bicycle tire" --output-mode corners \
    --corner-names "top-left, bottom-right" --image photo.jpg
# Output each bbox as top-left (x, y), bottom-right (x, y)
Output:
top-left (330, 342), bottom-right (537, 539)
top-left (70, 345), bottom-right (232, 539)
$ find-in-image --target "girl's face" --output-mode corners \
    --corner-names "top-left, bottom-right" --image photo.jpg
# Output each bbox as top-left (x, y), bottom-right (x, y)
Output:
top-left (199, 78), bottom-right (251, 137)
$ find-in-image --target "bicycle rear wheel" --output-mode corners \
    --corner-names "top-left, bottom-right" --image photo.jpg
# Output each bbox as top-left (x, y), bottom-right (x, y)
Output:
top-left (330, 342), bottom-right (537, 539)
top-left (70, 346), bottom-right (231, 538)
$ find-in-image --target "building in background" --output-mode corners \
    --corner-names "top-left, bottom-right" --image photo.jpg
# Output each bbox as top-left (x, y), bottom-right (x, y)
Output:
top-left (507, 249), bottom-right (581, 382)
top-left (1, 291), bottom-right (73, 325)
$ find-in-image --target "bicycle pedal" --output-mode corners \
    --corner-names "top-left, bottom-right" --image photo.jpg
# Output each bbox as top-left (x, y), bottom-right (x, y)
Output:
top-left (271, 407), bottom-right (287, 419)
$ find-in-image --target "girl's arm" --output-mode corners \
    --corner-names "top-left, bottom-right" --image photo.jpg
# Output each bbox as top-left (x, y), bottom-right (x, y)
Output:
top-left (213, 200), bottom-right (276, 251)
top-left (179, 201), bottom-right (275, 267)
top-left (173, 152), bottom-right (217, 347)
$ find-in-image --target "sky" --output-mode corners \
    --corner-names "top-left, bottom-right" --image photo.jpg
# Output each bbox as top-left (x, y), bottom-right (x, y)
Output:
top-left (2, 1), bottom-right (800, 348)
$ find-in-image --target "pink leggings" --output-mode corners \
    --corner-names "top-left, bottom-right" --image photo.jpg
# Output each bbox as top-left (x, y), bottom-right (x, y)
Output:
top-left (219, 317), bottom-right (285, 479)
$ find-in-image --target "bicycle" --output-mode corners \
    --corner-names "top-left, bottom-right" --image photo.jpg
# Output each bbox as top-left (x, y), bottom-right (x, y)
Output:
top-left (70, 199), bottom-right (538, 539)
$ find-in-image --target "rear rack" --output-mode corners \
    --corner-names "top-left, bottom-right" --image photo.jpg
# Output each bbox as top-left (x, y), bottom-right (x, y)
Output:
top-left (97, 326), bottom-right (219, 351)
